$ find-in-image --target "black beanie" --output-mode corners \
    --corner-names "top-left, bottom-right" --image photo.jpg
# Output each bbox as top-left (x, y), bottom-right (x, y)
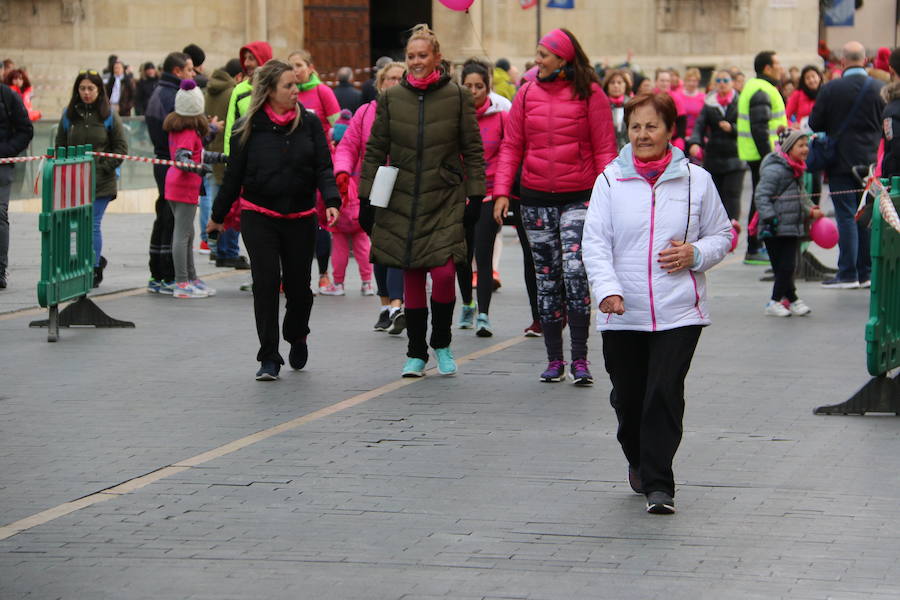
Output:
top-left (224, 58), bottom-right (242, 78)
top-left (183, 43), bottom-right (206, 67)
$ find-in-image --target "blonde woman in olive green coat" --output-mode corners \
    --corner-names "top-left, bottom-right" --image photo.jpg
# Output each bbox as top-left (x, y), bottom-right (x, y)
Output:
top-left (358, 24), bottom-right (486, 379)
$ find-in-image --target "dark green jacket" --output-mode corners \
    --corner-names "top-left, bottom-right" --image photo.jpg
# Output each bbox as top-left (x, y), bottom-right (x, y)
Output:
top-left (55, 103), bottom-right (127, 199)
top-left (204, 68), bottom-right (236, 184)
top-left (359, 73), bottom-right (485, 269)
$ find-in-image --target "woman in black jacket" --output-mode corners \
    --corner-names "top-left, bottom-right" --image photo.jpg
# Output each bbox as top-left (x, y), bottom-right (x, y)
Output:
top-left (686, 69), bottom-right (744, 225)
top-left (134, 62), bottom-right (159, 116)
top-left (208, 60), bottom-right (341, 381)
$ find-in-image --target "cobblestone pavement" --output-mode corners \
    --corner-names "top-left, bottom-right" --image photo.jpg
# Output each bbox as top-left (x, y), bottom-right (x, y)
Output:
top-left (1, 199), bottom-right (897, 599)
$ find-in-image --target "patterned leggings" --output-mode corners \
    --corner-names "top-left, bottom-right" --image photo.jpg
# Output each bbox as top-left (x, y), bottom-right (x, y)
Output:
top-left (520, 201), bottom-right (592, 322)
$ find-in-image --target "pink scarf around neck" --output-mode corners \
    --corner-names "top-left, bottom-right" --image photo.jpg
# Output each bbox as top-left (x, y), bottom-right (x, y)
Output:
top-left (780, 150), bottom-right (807, 179)
top-left (716, 90), bottom-right (735, 107)
top-left (264, 102), bottom-right (297, 126)
top-left (406, 70), bottom-right (441, 90)
top-left (633, 149), bottom-right (673, 186)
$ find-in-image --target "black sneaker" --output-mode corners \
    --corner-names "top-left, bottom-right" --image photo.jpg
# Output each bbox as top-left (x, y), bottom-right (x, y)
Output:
top-left (646, 491), bottom-right (675, 514)
top-left (387, 309), bottom-right (406, 335)
top-left (628, 465), bottom-right (643, 494)
top-left (92, 255), bottom-right (107, 288)
top-left (373, 309), bottom-right (391, 332)
top-left (0, 271), bottom-right (6, 289)
top-left (255, 361), bottom-right (281, 381)
top-left (217, 256), bottom-right (251, 269)
top-left (289, 340), bottom-right (308, 370)
top-left (821, 277), bottom-right (860, 289)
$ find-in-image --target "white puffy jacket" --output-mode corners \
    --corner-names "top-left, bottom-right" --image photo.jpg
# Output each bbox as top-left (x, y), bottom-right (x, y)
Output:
top-left (583, 145), bottom-right (732, 332)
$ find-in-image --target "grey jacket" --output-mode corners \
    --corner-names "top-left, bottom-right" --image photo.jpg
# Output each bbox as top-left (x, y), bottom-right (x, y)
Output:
top-left (754, 151), bottom-right (813, 237)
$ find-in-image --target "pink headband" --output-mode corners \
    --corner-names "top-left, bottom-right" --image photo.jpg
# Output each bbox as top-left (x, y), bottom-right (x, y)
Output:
top-left (539, 29), bottom-right (575, 63)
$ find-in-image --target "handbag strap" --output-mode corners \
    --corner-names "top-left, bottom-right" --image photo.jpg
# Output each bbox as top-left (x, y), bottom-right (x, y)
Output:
top-left (833, 77), bottom-right (872, 141)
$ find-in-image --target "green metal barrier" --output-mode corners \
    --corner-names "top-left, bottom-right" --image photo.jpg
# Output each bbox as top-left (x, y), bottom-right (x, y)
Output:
top-left (35, 145), bottom-right (94, 309)
top-left (816, 176), bottom-right (900, 414)
top-left (866, 176), bottom-right (900, 376)
top-left (29, 145), bottom-right (134, 342)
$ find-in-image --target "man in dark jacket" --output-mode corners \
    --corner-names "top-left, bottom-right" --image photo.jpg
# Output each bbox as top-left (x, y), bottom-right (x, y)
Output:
top-left (144, 51), bottom-right (194, 291)
top-left (0, 82), bottom-right (33, 288)
top-left (809, 41), bottom-right (885, 288)
top-left (333, 67), bottom-right (362, 113)
top-left (880, 47), bottom-right (900, 179)
top-left (183, 44), bottom-right (209, 89)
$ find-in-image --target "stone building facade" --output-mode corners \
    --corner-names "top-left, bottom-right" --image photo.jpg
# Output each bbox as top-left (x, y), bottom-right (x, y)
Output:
top-left (4, 0), bottom-right (822, 118)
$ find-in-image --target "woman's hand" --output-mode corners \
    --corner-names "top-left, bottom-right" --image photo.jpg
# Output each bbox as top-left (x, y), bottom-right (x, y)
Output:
top-left (658, 239), bottom-right (695, 273)
top-left (493, 195), bottom-right (509, 225)
top-left (718, 121), bottom-right (732, 133)
top-left (206, 220), bottom-right (224, 234)
top-left (326, 207), bottom-right (340, 227)
top-left (810, 206), bottom-right (824, 220)
top-left (599, 295), bottom-right (625, 315)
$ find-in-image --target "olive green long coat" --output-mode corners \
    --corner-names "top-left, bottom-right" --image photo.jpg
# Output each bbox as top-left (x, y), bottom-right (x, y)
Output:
top-left (358, 73), bottom-right (485, 269)
top-left (55, 103), bottom-right (127, 199)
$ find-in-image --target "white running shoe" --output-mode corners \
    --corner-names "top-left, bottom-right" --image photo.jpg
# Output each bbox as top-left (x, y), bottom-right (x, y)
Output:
top-left (764, 300), bottom-right (791, 317)
top-left (173, 281), bottom-right (208, 299)
top-left (789, 299), bottom-right (811, 316)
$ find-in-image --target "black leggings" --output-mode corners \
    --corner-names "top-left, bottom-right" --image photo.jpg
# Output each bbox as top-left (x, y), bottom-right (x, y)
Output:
top-left (763, 236), bottom-right (799, 302)
top-left (316, 226), bottom-right (331, 275)
top-left (710, 170), bottom-right (744, 222)
top-left (454, 200), bottom-right (540, 319)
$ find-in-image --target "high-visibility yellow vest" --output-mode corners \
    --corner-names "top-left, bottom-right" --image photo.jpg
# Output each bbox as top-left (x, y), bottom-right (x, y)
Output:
top-left (737, 77), bottom-right (787, 162)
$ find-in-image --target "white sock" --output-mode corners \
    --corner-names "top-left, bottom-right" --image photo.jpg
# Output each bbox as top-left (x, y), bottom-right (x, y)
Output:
top-left (389, 306), bottom-right (401, 317)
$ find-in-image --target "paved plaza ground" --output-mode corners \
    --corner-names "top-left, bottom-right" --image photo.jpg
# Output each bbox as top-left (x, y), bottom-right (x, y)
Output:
top-left (0, 195), bottom-right (897, 599)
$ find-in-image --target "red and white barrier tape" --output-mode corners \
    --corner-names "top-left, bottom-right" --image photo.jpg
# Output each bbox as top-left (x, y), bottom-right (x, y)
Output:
top-left (86, 151), bottom-right (200, 171)
top-left (0, 155), bottom-right (50, 164)
top-left (867, 177), bottom-right (900, 235)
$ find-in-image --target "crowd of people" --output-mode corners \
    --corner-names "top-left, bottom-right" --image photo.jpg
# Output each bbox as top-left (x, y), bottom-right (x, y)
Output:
top-left (0, 27), bottom-right (898, 515)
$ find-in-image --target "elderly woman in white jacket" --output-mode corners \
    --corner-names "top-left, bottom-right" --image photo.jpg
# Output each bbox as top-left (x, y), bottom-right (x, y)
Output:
top-left (582, 93), bottom-right (731, 515)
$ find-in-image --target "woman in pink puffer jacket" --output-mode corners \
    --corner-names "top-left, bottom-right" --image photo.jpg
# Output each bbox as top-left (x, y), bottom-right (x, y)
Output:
top-left (493, 28), bottom-right (617, 385)
top-left (333, 62), bottom-right (407, 331)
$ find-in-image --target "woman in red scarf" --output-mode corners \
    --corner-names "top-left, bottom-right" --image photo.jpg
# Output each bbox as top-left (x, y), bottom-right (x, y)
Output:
top-left (686, 69), bottom-right (744, 227)
top-left (493, 28), bottom-right (617, 386)
top-left (603, 69), bottom-right (632, 150)
top-left (208, 60), bottom-right (341, 381)
top-left (358, 24), bottom-right (486, 379)
top-left (583, 93), bottom-right (733, 514)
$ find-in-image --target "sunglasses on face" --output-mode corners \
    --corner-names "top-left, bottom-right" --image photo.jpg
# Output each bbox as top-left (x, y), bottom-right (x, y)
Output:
top-left (715, 78), bottom-right (731, 83)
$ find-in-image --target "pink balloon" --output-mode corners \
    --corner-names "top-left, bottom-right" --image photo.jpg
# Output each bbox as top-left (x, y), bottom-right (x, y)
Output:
top-left (810, 217), bottom-right (839, 249)
top-left (729, 226), bottom-right (739, 253)
top-left (437, 0), bottom-right (475, 10)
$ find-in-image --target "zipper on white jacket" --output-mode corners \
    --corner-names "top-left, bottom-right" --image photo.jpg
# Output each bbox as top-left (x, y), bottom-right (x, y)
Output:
top-left (647, 185), bottom-right (658, 332)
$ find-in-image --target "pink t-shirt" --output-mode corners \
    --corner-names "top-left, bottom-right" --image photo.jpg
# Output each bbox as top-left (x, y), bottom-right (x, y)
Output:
top-left (673, 89), bottom-right (705, 138)
top-left (165, 128), bottom-right (203, 205)
top-left (297, 83), bottom-right (341, 142)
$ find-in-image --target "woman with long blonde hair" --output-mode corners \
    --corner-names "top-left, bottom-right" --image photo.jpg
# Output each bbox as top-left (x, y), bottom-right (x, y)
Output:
top-left (208, 60), bottom-right (341, 381)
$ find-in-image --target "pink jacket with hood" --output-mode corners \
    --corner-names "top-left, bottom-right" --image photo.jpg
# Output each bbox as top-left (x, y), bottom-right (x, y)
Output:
top-left (331, 99), bottom-right (378, 232)
top-left (494, 79), bottom-right (617, 198)
top-left (476, 96), bottom-right (508, 199)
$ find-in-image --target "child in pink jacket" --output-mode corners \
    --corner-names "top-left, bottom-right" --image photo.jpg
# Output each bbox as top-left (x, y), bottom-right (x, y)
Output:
top-left (333, 62), bottom-right (406, 327)
top-left (164, 80), bottom-right (225, 298)
top-left (329, 101), bottom-right (374, 296)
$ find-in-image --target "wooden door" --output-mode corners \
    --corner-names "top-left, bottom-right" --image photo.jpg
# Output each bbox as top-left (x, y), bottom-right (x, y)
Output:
top-left (303, 0), bottom-right (370, 81)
